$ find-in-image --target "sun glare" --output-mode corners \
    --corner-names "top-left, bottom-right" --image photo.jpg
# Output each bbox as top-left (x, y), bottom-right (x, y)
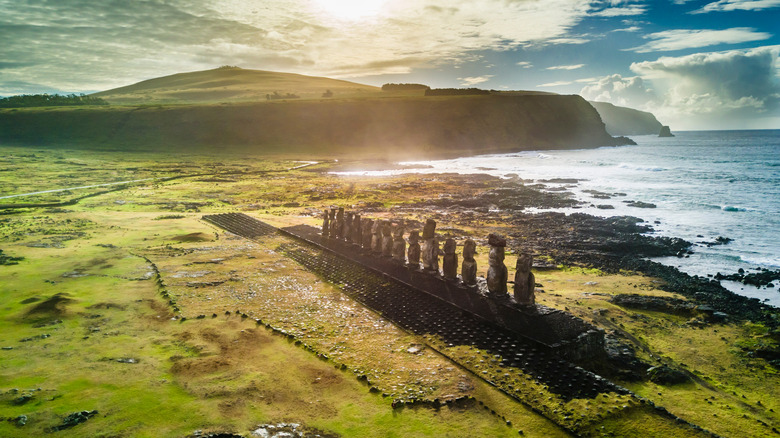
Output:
top-left (312, 0), bottom-right (387, 20)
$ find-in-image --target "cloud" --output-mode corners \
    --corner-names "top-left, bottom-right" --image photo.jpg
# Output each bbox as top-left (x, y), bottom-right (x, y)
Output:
top-left (591, 6), bottom-right (647, 17)
top-left (612, 26), bottom-right (641, 33)
top-left (546, 64), bottom-right (585, 70)
top-left (0, 0), bottom-right (595, 93)
top-left (458, 75), bottom-right (494, 86)
top-left (583, 46), bottom-right (780, 129)
top-left (628, 28), bottom-right (772, 52)
top-left (580, 74), bottom-right (657, 107)
top-left (516, 61), bottom-right (533, 68)
top-left (539, 80), bottom-right (574, 87)
top-left (691, 0), bottom-right (780, 13)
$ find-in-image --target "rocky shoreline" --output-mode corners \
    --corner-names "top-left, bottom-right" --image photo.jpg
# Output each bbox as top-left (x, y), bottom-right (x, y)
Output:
top-left (387, 174), bottom-right (779, 327)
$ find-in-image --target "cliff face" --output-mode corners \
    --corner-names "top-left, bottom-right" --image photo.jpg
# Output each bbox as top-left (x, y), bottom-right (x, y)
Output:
top-left (589, 101), bottom-right (663, 136)
top-left (0, 94), bottom-right (630, 158)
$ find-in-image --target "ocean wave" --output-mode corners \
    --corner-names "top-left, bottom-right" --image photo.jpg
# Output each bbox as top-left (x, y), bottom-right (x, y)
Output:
top-left (738, 255), bottom-right (780, 268)
top-left (721, 205), bottom-right (757, 212)
top-left (617, 163), bottom-right (666, 172)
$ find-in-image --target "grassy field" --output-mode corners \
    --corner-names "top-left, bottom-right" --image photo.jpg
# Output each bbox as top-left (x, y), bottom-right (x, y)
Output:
top-left (0, 146), bottom-right (778, 437)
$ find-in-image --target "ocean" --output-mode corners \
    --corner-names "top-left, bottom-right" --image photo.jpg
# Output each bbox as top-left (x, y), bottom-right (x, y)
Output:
top-left (336, 130), bottom-right (780, 307)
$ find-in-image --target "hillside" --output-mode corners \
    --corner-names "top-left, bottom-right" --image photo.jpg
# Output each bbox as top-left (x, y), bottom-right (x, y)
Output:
top-left (92, 66), bottom-right (381, 105)
top-left (0, 94), bottom-right (631, 159)
top-left (590, 101), bottom-right (664, 136)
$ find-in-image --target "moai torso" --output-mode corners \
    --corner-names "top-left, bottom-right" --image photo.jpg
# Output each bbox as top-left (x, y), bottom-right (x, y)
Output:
top-left (335, 208), bottom-right (344, 239)
top-left (407, 231), bottom-right (421, 268)
top-left (321, 210), bottom-right (330, 237)
top-left (442, 238), bottom-right (458, 280)
top-left (421, 219), bottom-right (438, 271)
top-left (343, 212), bottom-right (353, 243)
top-left (461, 239), bottom-right (477, 286)
top-left (362, 218), bottom-right (373, 250)
top-left (371, 220), bottom-right (383, 253)
top-left (328, 209), bottom-right (337, 238)
top-left (352, 214), bottom-right (362, 245)
top-left (381, 222), bottom-right (394, 257)
top-left (487, 234), bottom-right (508, 296)
top-left (513, 253), bottom-right (535, 306)
top-left (392, 226), bottom-right (406, 262)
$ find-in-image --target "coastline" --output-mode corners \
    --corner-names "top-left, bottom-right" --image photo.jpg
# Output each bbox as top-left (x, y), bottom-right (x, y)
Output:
top-left (1, 146), bottom-right (778, 437)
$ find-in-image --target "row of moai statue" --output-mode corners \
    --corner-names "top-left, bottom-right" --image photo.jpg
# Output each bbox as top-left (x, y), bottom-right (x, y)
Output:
top-left (321, 208), bottom-right (535, 306)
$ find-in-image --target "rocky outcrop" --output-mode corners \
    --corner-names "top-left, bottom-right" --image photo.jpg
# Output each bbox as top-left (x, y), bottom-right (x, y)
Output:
top-left (659, 125), bottom-right (674, 137)
top-left (590, 101), bottom-right (664, 136)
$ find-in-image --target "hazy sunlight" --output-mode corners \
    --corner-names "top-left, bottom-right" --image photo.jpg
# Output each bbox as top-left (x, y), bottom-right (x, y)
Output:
top-left (311, 0), bottom-right (387, 20)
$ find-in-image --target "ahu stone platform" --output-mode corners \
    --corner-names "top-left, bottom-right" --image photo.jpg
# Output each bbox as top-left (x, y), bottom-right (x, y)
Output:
top-left (202, 213), bottom-right (623, 400)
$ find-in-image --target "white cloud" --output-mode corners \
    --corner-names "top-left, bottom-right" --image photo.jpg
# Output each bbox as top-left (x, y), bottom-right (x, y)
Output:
top-left (0, 0), bottom-right (595, 93)
top-left (539, 80), bottom-right (574, 87)
top-left (582, 46), bottom-right (780, 129)
top-left (580, 74), bottom-right (657, 107)
top-left (612, 26), bottom-right (641, 33)
top-left (628, 27), bottom-right (771, 53)
top-left (458, 75), bottom-right (494, 86)
top-left (692, 0), bottom-right (780, 13)
top-left (591, 6), bottom-right (647, 16)
top-left (516, 61), bottom-right (533, 68)
top-left (546, 64), bottom-right (585, 70)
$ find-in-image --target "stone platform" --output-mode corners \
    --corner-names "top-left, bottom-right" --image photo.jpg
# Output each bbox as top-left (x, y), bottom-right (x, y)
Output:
top-left (202, 213), bottom-right (623, 400)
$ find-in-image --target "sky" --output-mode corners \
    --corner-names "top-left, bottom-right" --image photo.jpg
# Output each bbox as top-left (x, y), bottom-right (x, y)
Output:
top-left (1, 0), bottom-right (779, 130)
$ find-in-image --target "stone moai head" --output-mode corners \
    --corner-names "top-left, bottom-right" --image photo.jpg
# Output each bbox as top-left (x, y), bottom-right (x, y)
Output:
top-left (422, 219), bottom-right (436, 239)
top-left (337, 207), bottom-right (344, 220)
top-left (371, 220), bottom-right (382, 234)
top-left (329, 208), bottom-right (336, 220)
top-left (393, 225), bottom-right (404, 239)
top-left (443, 238), bottom-right (456, 254)
top-left (382, 221), bottom-right (392, 236)
top-left (408, 231), bottom-right (420, 244)
top-left (516, 252), bottom-right (533, 271)
top-left (463, 239), bottom-right (476, 261)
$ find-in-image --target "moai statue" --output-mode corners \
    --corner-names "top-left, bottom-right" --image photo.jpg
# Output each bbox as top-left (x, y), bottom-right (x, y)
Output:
top-left (361, 218), bottom-right (373, 250)
top-left (514, 253), bottom-right (535, 306)
top-left (381, 222), bottom-right (394, 257)
top-left (392, 226), bottom-right (406, 263)
top-left (486, 234), bottom-right (508, 296)
top-left (328, 209), bottom-right (337, 238)
top-left (442, 238), bottom-right (458, 280)
top-left (343, 212), bottom-right (353, 243)
top-left (461, 239), bottom-right (477, 286)
top-left (321, 210), bottom-right (330, 237)
top-left (371, 220), bottom-right (383, 254)
top-left (335, 208), bottom-right (345, 239)
top-left (352, 214), bottom-right (362, 245)
top-left (407, 231), bottom-right (421, 268)
top-left (421, 219), bottom-right (439, 272)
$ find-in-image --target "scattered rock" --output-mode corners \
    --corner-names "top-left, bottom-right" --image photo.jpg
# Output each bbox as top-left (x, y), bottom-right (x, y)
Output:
top-left (48, 410), bottom-right (98, 432)
top-left (647, 365), bottom-right (689, 385)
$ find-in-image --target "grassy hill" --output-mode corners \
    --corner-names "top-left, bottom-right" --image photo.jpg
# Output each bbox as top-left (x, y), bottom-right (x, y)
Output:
top-left (0, 94), bottom-right (629, 159)
top-left (92, 66), bottom-right (381, 105)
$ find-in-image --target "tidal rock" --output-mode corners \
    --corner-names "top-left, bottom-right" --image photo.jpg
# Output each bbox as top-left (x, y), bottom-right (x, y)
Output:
top-left (659, 125), bottom-right (674, 137)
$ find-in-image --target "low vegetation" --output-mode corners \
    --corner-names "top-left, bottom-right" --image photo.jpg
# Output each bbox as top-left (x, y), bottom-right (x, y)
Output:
top-left (0, 146), bottom-right (777, 437)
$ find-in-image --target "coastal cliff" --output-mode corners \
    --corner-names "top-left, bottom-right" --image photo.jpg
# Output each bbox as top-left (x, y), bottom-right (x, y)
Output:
top-left (590, 101), bottom-right (664, 136)
top-left (0, 94), bottom-right (631, 158)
